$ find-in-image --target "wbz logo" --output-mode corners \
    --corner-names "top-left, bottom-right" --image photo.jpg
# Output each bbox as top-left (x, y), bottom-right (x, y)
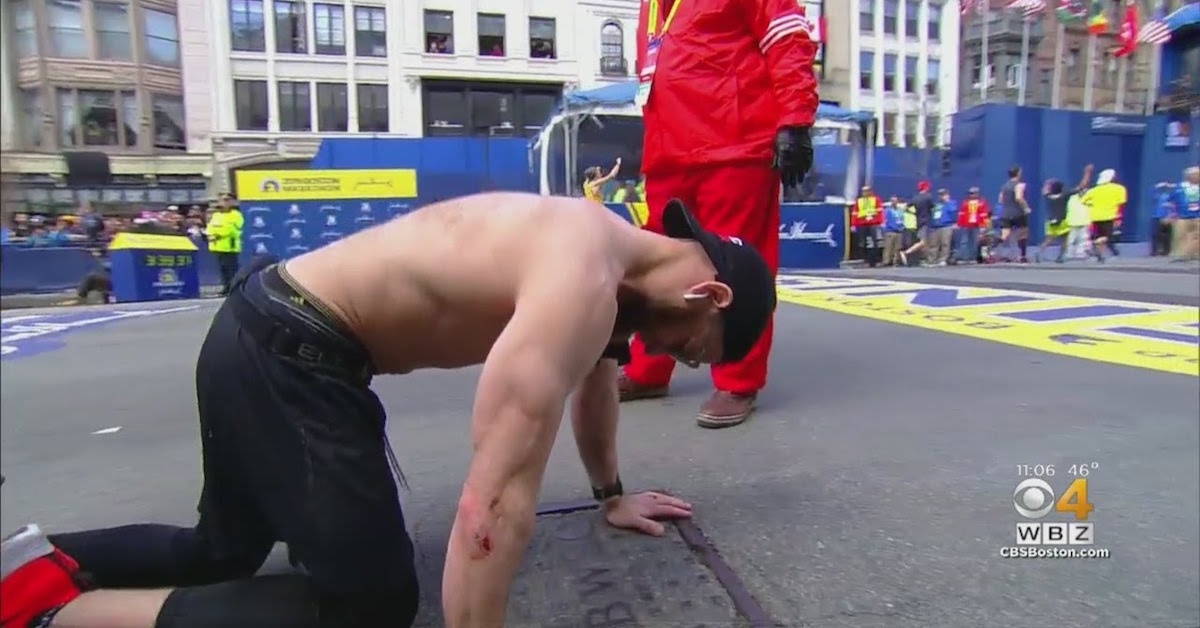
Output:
top-left (1013, 477), bottom-right (1094, 546)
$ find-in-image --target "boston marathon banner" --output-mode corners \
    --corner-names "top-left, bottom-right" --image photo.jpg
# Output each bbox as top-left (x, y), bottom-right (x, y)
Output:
top-left (235, 169), bottom-right (418, 259)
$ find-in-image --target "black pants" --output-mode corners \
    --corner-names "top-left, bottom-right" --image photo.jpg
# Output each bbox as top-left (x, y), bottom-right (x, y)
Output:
top-left (51, 262), bottom-right (419, 628)
top-left (858, 226), bottom-right (882, 267)
top-left (1152, 219), bottom-right (1173, 256)
top-left (216, 252), bottom-right (240, 295)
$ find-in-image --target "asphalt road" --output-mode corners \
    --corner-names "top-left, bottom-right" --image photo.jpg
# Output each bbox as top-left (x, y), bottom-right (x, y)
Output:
top-left (2, 263), bottom-right (1198, 628)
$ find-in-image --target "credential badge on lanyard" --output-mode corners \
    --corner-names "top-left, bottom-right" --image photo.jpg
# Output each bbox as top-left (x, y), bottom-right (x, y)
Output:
top-left (635, 0), bottom-right (683, 108)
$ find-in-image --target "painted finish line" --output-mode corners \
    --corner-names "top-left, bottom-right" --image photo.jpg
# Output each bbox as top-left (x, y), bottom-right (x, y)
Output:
top-left (0, 305), bottom-right (202, 360)
top-left (777, 275), bottom-right (1200, 377)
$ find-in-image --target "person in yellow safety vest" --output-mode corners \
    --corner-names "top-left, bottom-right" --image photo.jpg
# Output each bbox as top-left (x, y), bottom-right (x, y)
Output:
top-left (207, 194), bottom-right (244, 295)
top-left (849, 185), bottom-right (884, 267)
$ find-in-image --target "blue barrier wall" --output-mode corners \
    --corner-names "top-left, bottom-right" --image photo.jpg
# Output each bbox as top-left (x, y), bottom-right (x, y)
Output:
top-left (947, 104), bottom-right (1198, 244)
top-left (2, 244), bottom-right (226, 296)
top-left (310, 138), bottom-right (537, 205)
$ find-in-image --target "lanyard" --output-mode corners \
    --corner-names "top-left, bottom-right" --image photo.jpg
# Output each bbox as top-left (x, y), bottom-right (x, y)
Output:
top-left (647, 0), bottom-right (684, 38)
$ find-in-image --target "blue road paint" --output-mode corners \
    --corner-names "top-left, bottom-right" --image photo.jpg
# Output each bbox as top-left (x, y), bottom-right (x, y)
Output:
top-left (1, 305), bottom-right (201, 360)
top-left (997, 304), bottom-right (1155, 323)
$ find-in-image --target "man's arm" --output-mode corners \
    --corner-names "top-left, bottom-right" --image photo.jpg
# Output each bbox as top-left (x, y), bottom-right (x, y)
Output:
top-left (442, 271), bottom-right (617, 628)
top-left (741, 0), bottom-right (820, 128)
top-left (570, 359), bottom-right (620, 493)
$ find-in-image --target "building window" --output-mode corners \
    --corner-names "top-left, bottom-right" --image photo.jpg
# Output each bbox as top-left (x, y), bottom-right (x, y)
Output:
top-left (600, 21), bottom-right (626, 75)
top-left (316, 83), bottom-right (348, 132)
top-left (905, 56), bottom-right (918, 93)
top-left (425, 10), bottom-right (453, 53)
top-left (925, 116), bottom-right (939, 147)
top-left (1067, 48), bottom-right (1080, 83)
top-left (425, 88), bottom-right (467, 136)
top-left (859, 51), bottom-right (875, 90)
top-left (314, 4), bottom-right (346, 55)
top-left (927, 2), bottom-right (941, 40)
top-left (93, 3), bottom-right (132, 60)
top-left (927, 58), bottom-right (940, 95)
top-left (883, 0), bottom-right (898, 35)
top-left (1038, 68), bottom-right (1052, 102)
top-left (883, 54), bottom-right (897, 91)
top-left (57, 89), bottom-right (139, 147)
top-left (20, 89), bottom-right (43, 148)
top-left (278, 81), bottom-right (311, 131)
top-left (234, 80), bottom-right (269, 130)
top-left (49, 0), bottom-right (87, 58)
top-left (354, 6), bottom-right (386, 57)
top-left (478, 13), bottom-right (505, 56)
top-left (1006, 63), bottom-right (1023, 89)
top-left (230, 0), bottom-right (266, 52)
top-left (121, 90), bottom-right (139, 146)
top-left (859, 0), bottom-right (874, 33)
top-left (471, 90), bottom-right (516, 135)
top-left (151, 94), bottom-right (186, 150)
top-left (11, 0), bottom-right (37, 57)
top-left (274, 1), bottom-right (306, 53)
top-left (904, 115), bottom-right (919, 147)
top-left (357, 84), bottom-right (389, 132)
top-left (905, 1), bottom-right (919, 38)
top-left (144, 9), bottom-right (180, 66)
top-left (882, 112), bottom-right (898, 145)
top-left (521, 91), bottom-right (557, 136)
top-left (530, 17), bottom-right (556, 59)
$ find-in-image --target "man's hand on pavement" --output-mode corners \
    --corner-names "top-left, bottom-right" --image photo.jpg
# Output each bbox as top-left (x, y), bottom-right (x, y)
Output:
top-left (604, 491), bottom-right (693, 536)
top-left (773, 126), bottom-right (813, 189)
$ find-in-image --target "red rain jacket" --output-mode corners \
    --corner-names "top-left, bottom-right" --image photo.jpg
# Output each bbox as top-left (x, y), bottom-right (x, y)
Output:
top-left (636, 0), bottom-right (819, 175)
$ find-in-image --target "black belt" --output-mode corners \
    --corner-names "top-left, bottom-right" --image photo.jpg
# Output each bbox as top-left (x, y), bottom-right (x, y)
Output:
top-left (228, 275), bottom-right (373, 384)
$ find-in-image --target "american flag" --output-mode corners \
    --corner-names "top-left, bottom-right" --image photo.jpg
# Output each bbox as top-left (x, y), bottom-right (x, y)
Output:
top-left (1137, 3), bottom-right (1172, 45)
top-left (961, 0), bottom-right (982, 16)
top-left (1007, 0), bottom-right (1047, 19)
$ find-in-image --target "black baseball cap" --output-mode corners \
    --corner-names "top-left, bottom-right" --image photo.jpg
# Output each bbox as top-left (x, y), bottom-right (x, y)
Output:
top-left (661, 199), bottom-right (777, 364)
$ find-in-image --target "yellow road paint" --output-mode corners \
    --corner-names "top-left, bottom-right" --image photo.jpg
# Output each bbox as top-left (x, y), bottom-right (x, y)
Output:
top-left (777, 275), bottom-right (1200, 377)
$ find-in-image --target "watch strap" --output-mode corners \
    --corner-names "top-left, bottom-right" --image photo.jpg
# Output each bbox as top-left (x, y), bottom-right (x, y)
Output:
top-left (591, 477), bottom-right (623, 502)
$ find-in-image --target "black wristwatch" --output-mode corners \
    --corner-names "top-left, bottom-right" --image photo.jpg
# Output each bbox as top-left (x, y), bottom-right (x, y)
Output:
top-left (592, 477), bottom-right (624, 502)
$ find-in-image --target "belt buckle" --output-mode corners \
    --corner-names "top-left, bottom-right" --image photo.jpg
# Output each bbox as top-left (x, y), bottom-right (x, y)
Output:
top-left (296, 343), bottom-right (324, 363)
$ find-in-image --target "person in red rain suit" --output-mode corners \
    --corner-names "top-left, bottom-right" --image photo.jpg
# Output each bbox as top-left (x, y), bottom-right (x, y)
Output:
top-left (619, 0), bottom-right (818, 429)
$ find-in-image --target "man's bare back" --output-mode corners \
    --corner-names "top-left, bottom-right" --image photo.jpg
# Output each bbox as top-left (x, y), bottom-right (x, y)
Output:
top-left (284, 192), bottom-right (641, 374)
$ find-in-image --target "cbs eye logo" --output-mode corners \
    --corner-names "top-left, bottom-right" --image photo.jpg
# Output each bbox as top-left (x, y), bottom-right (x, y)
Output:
top-left (1013, 478), bottom-right (1093, 520)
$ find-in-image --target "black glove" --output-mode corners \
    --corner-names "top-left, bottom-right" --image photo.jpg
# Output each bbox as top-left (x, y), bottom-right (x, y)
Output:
top-left (773, 125), bottom-right (813, 189)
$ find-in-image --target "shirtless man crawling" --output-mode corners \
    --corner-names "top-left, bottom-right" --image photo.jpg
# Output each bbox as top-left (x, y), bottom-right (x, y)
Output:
top-left (19, 192), bottom-right (776, 628)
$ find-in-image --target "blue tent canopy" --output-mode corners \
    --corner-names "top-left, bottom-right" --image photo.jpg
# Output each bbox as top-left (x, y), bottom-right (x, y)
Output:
top-left (556, 81), bottom-right (876, 125)
top-left (1165, 1), bottom-right (1199, 32)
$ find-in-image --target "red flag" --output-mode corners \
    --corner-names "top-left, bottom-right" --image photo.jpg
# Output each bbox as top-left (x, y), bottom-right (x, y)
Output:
top-left (1114, 2), bottom-right (1140, 58)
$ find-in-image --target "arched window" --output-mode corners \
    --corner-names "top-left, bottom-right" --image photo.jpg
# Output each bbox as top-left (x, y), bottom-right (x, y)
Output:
top-left (600, 21), bottom-right (626, 75)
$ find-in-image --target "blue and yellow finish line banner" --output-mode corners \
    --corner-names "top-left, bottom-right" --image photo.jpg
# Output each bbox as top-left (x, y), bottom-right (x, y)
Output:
top-left (777, 275), bottom-right (1200, 377)
top-left (237, 169), bottom-right (418, 201)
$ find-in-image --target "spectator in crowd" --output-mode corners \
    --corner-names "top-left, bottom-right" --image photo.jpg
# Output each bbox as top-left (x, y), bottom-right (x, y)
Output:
top-left (1172, 165), bottom-right (1200, 261)
top-left (1081, 168), bottom-right (1125, 262)
top-left (206, 194), bottom-right (244, 295)
top-left (850, 184), bottom-right (884, 267)
top-left (954, 187), bottom-right (988, 265)
top-left (582, 159), bottom-right (622, 202)
top-left (899, 181), bottom-right (934, 266)
top-left (611, 180), bottom-right (641, 203)
top-left (78, 203), bottom-right (105, 243)
top-left (882, 196), bottom-right (907, 267)
top-left (1, 216), bottom-right (13, 244)
top-left (928, 188), bottom-right (956, 266)
top-left (1152, 182), bottom-right (1177, 256)
top-left (1036, 165), bottom-right (1092, 264)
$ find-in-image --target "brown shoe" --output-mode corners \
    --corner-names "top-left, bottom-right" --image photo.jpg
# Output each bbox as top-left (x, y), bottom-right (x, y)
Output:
top-left (696, 391), bottom-right (757, 429)
top-left (617, 371), bottom-right (668, 402)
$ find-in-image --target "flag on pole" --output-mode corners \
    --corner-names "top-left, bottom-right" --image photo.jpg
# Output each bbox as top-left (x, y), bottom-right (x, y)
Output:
top-left (1114, 2), bottom-right (1139, 57)
top-left (1086, 0), bottom-right (1108, 34)
top-left (961, 0), bottom-right (977, 16)
top-left (1138, 2), bottom-right (1172, 45)
top-left (1055, 0), bottom-right (1086, 22)
top-left (1008, 0), bottom-right (1046, 19)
